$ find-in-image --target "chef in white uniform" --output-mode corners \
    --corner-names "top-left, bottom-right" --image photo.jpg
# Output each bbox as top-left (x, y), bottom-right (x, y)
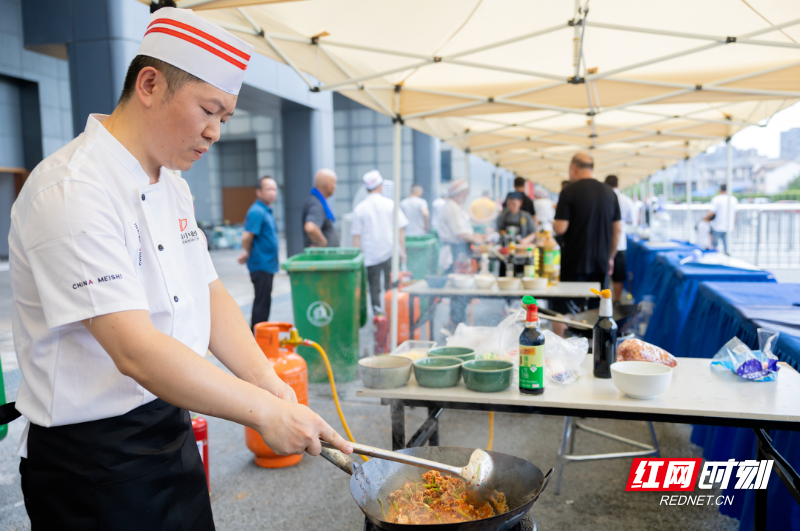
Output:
top-left (7, 7), bottom-right (351, 530)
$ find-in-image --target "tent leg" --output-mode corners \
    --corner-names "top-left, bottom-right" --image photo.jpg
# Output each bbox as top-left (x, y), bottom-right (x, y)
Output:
top-left (685, 158), bottom-right (692, 242)
top-left (390, 118), bottom-right (402, 351)
top-left (726, 134), bottom-right (733, 252)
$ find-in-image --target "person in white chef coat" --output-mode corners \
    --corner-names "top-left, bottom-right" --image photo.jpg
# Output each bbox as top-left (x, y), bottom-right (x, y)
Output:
top-left (6, 7), bottom-right (351, 530)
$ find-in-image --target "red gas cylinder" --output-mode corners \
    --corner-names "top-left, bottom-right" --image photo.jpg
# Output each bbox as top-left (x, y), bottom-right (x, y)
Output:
top-left (192, 416), bottom-right (210, 489)
top-left (374, 315), bottom-right (389, 354)
top-left (245, 322), bottom-right (309, 468)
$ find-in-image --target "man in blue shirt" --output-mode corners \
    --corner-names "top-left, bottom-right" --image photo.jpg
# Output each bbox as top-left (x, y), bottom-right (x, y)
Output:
top-left (239, 176), bottom-right (280, 329)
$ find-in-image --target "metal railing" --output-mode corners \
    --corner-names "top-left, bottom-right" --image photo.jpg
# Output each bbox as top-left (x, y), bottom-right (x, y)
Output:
top-left (661, 204), bottom-right (800, 269)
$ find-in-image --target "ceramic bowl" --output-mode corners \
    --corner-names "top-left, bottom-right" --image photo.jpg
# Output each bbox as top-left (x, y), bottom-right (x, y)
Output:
top-left (413, 356), bottom-right (463, 388)
top-left (462, 360), bottom-right (514, 392)
top-left (448, 274), bottom-right (475, 290)
top-left (522, 277), bottom-right (549, 290)
top-left (474, 274), bottom-right (496, 289)
top-left (611, 361), bottom-right (673, 399)
top-left (425, 275), bottom-right (448, 288)
top-left (358, 356), bottom-right (412, 389)
top-left (428, 346), bottom-right (476, 363)
top-left (497, 277), bottom-right (522, 291)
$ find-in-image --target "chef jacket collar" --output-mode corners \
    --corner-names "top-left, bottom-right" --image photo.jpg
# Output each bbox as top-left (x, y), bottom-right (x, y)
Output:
top-left (83, 114), bottom-right (160, 187)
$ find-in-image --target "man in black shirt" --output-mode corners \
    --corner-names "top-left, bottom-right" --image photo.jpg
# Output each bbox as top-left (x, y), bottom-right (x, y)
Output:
top-left (503, 176), bottom-right (537, 223)
top-left (303, 169), bottom-right (340, 248)
top-left (552, 153), bottom-right (621, 335)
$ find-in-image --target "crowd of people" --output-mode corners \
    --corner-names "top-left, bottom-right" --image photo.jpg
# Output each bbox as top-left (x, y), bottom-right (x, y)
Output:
top-left (236, 151), bottom-right (739, 333)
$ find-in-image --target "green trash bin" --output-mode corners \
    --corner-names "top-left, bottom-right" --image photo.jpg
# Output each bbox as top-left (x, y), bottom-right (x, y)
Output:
top-left (405, 234), bottom-right (438, 280)
top-left (283, 248), bottom-right (367, 383)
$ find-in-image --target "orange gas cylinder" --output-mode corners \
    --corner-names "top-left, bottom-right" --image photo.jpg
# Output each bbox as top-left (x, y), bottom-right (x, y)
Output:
top-left (384, 289), bottom-right (429, 344)
top-left (245, 322), bottom-right (309, 468)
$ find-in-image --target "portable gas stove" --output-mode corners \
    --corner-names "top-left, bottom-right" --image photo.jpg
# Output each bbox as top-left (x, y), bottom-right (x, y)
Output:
top-left (363, 511), bottom-right (537, 531)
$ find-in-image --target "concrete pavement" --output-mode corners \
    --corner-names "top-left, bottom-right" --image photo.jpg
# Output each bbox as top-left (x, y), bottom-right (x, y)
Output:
top-left (0, 251), bottom-right (740, 531)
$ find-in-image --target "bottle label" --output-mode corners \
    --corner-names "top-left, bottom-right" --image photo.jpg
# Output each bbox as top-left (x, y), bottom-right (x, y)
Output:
top-left (523, 265), bottom-right (536, 278)
top-left (519, 344), bottom-right (545, 389)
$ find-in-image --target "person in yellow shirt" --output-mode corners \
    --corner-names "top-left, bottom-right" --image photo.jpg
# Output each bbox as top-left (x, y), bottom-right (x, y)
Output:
top-left (469, 190), bottom-right (499, 228)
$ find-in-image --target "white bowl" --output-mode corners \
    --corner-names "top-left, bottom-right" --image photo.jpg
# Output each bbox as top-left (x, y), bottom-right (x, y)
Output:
top-left (496, 277), bottom-right (521, 291)
top-left (448, 274), bottom-right (475, 289)
top-left (474, 274), bottom-right (496, 289)
top-left (522, 277), bottom-right (549, 290)
top-left (610, 361), bottom-right (673, 399)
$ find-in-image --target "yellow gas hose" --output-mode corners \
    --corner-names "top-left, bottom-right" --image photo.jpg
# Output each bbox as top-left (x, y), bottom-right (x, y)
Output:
top-left (297, 336), bottom-right (493, 458)
top-left (487, 412), bottom-right (494, 451)
top-left (303, 339), bottom-right (369, 461)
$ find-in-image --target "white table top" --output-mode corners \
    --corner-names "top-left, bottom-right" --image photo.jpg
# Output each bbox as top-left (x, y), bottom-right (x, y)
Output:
top-left (401, 281), bottom-right (601, 299)
top-left (356, 356), bottom-right (800, 424)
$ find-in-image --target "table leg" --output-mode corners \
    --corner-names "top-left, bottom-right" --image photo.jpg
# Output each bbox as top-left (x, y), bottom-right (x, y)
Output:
top-left (391, 401), bottom-right (405, 451)
top-left (427, 407), bottom-right (439, 446)
top-left (755, 433), bottom-right (767, 530)
top-left (408, 294), bottom-right (415, 340)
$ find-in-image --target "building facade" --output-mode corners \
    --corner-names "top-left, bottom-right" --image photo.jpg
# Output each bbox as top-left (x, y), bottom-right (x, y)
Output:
top-left (0, 0), bottom-right (521, 259)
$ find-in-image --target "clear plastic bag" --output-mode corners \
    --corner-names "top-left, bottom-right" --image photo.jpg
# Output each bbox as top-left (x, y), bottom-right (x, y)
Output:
top-left (445, 310), bottom-right (524, 363)
top-left (711, 329), bottom-right (780, 382)
top-left (617, 338), bottom-right (677, 367)
top-left (543, 330), bottom-right (587, 386)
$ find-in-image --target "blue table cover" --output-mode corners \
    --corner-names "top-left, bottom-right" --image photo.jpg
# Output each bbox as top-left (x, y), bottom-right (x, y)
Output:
top-left (642, 253), bottom-right (776, 355)
top-left (677, 282), bottom-right (800, 531)
top-left (626, 237), bottom-right (699, 302)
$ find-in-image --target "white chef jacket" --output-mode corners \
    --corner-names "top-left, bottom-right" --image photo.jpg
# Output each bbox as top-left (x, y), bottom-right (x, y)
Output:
top-left (350, 192), bottom-right (408, 267)
top-left (9, 114), bottom-right (218, 457)
top-left (436, 199), bottom-right (473, 244)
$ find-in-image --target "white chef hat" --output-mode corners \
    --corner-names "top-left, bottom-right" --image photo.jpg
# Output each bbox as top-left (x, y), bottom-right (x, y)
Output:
top-left (446, 179), bottom-right (469, 197)
top-left (137, 7), bottom-right (254, 95)
top-left (363, 170), bottom-right (384, 191)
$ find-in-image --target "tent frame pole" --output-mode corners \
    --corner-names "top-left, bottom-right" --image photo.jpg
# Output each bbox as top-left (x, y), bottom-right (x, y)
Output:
top-left (685, 157), bottom-right (692, 242)
top-left (726, 132), bottom-right (734, 249)
top-left (390, 89), bottom-right (402, 351)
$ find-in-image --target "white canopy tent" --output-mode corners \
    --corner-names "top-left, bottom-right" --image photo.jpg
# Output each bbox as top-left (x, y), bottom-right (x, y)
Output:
top-left (146, 0), bottom-right (800, 348)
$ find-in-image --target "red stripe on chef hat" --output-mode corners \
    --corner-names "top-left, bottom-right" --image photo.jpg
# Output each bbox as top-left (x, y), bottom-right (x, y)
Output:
top-left (136, 7), bottom-right (255, 95)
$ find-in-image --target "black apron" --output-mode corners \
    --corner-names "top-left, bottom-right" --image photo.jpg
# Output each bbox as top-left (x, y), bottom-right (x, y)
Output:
top-left (18, 399), bottom-right (214, 531)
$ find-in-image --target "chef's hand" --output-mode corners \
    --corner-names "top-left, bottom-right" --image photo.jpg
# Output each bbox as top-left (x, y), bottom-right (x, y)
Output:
top-left (237, 251), bottom-right (249, 265)
top-left (608, 258), bottom-right (614, 276)
top-left (262, 377), bottom-right (298, 403)
top-left (258, 400), bottom-right (352, 456)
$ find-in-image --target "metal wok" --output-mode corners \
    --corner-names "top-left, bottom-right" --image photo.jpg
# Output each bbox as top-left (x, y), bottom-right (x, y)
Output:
top-left (320, 446), bottom-right (552, 531)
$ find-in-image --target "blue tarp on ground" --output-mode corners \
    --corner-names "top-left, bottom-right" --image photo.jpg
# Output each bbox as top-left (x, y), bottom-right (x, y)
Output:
top-left (679, 282), bottom-right (800, 531)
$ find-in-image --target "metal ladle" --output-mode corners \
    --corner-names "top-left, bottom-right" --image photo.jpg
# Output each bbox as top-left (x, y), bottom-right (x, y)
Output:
top-left (320, 441), bottom-right (495, 496)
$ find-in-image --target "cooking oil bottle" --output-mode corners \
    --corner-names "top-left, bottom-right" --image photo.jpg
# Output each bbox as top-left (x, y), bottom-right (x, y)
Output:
top-left (519, 295), bottom-right (545, 395)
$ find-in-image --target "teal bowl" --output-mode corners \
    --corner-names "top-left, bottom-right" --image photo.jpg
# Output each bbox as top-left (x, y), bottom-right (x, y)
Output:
top-left (428, 346), bottom-right (476, 363)
top-left (462, 360), bottom-right (514, 392)
top-left (413, 356), bottom-right (463, 388)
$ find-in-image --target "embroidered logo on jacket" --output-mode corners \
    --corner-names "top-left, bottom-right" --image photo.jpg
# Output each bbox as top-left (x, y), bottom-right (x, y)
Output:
top-left (180, 218), bottom-right (200, 244)
top-left (73, 274), bottom-right (123, 289)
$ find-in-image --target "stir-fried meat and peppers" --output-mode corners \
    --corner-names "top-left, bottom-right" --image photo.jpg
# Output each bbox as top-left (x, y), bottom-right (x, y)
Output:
top-left (381, 471), bottom-right (509, 524)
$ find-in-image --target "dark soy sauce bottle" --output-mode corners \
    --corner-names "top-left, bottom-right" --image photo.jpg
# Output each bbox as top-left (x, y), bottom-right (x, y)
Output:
top-left (519, 295), bottom-right (545, 395)
top-left (592, 288), bottom-right (618, 378)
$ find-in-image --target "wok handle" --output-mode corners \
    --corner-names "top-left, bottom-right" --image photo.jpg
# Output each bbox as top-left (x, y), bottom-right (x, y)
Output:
top-left (319, 447), bottom-right (358, 476)
top-left (320, 441), bottom-right (463, 478)
top-left (533, 468), bottom-right (554, 501)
